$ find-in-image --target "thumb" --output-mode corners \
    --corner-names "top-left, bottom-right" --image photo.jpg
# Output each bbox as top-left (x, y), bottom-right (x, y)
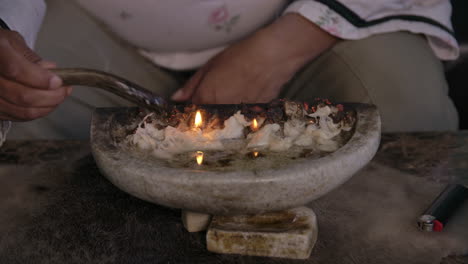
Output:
top-left (37, 60), bottom-right (57, 69)
top-left (171, 68), bottom-right (206, 102)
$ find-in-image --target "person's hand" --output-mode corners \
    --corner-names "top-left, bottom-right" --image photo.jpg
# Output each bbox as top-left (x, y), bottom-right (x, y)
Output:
top-left (0, 29), bottom-right (71, 121)
top-left (171, 14), bottom-right (339, 104)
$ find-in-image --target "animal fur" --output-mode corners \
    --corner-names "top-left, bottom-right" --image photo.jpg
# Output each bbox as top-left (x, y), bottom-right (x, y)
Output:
top-left (0, 150), bottom-right (467, 264)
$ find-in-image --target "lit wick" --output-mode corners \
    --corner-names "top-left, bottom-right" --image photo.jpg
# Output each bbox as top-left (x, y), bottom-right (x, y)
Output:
top-left (196, 151), bottom-right (204, 166)
top-left (248, 150), bottom-right (261, 159)
top-left (194, 110), bottom-right (202, 129)
top-left (251, 118), bottom-right (258, 131)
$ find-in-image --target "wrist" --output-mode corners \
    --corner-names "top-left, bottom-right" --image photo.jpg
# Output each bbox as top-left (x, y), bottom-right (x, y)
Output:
top-left (260, 13), bottom-right (339, 71)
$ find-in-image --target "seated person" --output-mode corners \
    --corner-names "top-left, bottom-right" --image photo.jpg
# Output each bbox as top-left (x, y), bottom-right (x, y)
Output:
top-left (0, 0), bottom-right (460, 144)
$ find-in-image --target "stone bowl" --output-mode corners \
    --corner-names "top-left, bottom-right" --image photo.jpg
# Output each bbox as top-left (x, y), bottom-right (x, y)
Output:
top-left (90, 103), bottom-right (381, 215)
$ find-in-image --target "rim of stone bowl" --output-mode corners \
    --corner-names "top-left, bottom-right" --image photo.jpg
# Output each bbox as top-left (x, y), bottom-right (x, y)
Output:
top-left (90, 103), bottom-right (381, 215)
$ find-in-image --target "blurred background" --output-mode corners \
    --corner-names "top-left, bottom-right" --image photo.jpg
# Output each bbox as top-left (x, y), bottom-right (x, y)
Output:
top-left (447, 0), bottom-right (468, 129)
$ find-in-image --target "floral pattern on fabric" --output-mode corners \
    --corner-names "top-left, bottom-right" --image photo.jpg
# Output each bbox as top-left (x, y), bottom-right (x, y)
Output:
top-left (314, 9), bottom-right (342, 37)
top-left (208, 5), bottom-right (240, 33)
top-left (284, 0), bottom-right (459, 60)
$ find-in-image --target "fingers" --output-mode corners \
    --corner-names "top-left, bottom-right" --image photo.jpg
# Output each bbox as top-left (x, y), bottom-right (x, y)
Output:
top-left (191, 85), bottom-right (217, 104)
top-left (0, 113), bottom-right (16, 121)
top-left (0, 30), bottom-right (62, 90)
top-left (0, 30), bottom-right (70, 121)
top-left (37, 60), bottom-right (57, 69)
top-left (0, 76), bottom-right (70, 107)
top-left (171, 67), bottom-right (207, 102)
top-left (38, 60), bottom-right (74, 95)
top-left (0, 96), bottom-right (55, 121)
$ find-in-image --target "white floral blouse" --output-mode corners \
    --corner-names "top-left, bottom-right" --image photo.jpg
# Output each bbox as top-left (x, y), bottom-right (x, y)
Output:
top-left (141, 0), bottom-right (459, 69)
top-left (285, 0), bottom-right (458, 61)
top-left (0, 0), bottom-right (459, 68)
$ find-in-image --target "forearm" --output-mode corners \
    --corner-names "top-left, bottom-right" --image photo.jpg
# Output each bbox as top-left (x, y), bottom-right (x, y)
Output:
top-left (257, 13), bottom-right (339, 74)
top-left (172, 13), bottom-right (340, 104)
top-left (0, 0), bottom-right (46, 48)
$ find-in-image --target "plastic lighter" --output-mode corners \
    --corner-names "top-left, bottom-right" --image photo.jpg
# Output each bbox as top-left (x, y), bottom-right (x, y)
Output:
top-left (417, 184), bottom-right (468, 232)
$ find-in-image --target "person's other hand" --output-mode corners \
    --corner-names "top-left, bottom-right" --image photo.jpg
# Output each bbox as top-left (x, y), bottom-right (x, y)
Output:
top-left (171, 14), bottom-right (339, 104)
top-left (0, 29), bottom-right (71, 121)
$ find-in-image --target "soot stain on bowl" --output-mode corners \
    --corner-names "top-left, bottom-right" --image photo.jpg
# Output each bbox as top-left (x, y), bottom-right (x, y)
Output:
top-left (109, 107), bottom-right (357, 172)
top-left (218, 159), bottom-right (232, 167)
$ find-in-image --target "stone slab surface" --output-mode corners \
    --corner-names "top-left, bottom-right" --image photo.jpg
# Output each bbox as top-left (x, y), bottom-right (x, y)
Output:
top-left (0, 135), bottom-right (468, 263)
top-left (206, 207), bottom-right (317, 259)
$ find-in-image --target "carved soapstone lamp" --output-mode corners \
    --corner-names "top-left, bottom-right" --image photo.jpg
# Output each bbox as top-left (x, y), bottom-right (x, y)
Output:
top-left (54, 68), bottom-right (381, 259)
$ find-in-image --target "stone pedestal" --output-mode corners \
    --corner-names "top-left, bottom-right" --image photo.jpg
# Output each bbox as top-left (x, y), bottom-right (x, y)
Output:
top-left (206, 207), bottom-right (318, 259)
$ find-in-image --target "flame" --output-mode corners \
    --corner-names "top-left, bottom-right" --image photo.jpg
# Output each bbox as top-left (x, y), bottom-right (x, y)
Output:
top-left (194, 110), bottom-right (202, 128)
top-left (196, 151), bottom-right (204, 165)
top-left (252, 118), bottom-right (258, 131)
top-left (253, 151), bottom-right (259, 157)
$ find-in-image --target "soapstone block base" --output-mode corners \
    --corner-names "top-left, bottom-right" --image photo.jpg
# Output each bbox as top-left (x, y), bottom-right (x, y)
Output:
top-left (206, 207), bottom-right (317, 259)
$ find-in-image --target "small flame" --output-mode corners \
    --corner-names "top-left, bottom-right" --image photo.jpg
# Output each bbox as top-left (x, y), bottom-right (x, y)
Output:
top-left (253, 151), bottom-right (259, 157)
top-left (194, 110), bottom-right (202, 128)
top-left (196, 151), bottom-right (204, 165)
top-left (252, 118), bottom-right (258, 131)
